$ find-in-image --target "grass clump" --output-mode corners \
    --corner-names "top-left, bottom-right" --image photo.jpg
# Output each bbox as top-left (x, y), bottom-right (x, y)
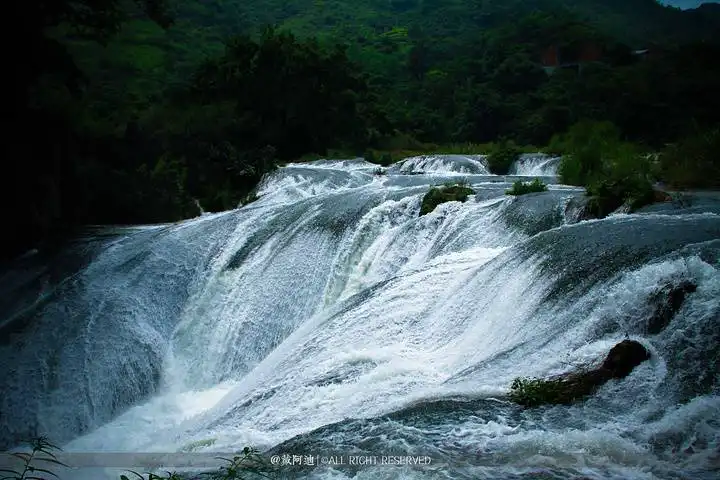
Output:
top-left (420, 182), bottom-right (475, 216)
top-left (509, 377), bottom-right (569, 407)
top-left (506, 178), bottom-right (548, 196)
top-left (487, 139), bottom-right (522, 174)
top-left (509, 374), bottom-right (604, 407)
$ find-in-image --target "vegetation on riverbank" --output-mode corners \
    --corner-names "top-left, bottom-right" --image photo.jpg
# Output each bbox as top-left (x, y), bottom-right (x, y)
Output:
top-left (7, 0), bottom-right (720, 260)
top-left (550, 120), bottom-right (720, 217)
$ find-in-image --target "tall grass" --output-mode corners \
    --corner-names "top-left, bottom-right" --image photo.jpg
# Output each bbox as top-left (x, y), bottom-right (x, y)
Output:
top-left (1, 439), bottom-right (275, 480)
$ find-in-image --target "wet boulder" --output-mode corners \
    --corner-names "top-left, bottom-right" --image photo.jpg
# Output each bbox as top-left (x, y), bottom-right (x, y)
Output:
top-left (653, 190), bottom-right (672, 203)
top-left (646, 280), bottom-right (697, 334)
top-left (601, 339), bottom-right (652, 378)
top-left (509, 340), bottom-right (651, 407)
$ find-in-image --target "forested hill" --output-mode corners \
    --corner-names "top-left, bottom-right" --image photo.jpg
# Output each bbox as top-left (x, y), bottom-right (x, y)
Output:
top-left (7, 0), bottom-right (720, 262)
top-left (74, 0), bottom-right (720, 91)
top-left (66, 0), bottom-right (720, 138)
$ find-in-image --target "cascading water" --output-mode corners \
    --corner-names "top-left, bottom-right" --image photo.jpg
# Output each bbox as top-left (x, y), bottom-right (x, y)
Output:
top-left (509, 153), bottom-right (562, 176)
top-left (1, 155), bottom-right (718, 479)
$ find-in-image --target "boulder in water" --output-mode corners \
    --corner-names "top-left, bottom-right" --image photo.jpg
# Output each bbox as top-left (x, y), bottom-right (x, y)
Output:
top-left (653, 190), bottom-right (673, 203)
top-left (509, 340), bottom-right (650, 407)
top-left (646, 280), bottom-right (697, 334)
top-left (419, 184), bottom-right (475, 216)
top-left (600, 339), bottom-right (651, 378)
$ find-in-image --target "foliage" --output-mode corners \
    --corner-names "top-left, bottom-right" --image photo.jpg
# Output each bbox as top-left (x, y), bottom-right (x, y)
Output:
top-left (509, 377), bottom-right (571, 407)
top-left (419, 184), bottom-right (475, 216)
top-left (506, 178), bottom-right (549, 196)
top-left (7, 0), bottom-right (720, 259)
top-left (120, 447), bottom-right (274, 479)
top-left (1, 440), bottom-right (274, 480)
top-left (203, 448), bottom-right (273, 480)
top-left (659, 126), bottom-right (720, 188)
top-left (0, 437), bottom-right (68, 480)
top-left (487, 140), bottom-right (522, 175)
top-left (555, 120), bottom-right (624, 186)
top-left (364, 150), bottom-right (395, 166)
top-left (509, 375), bottom-right (603, 407)
top-left (554, 121), bottom-right (658, 217)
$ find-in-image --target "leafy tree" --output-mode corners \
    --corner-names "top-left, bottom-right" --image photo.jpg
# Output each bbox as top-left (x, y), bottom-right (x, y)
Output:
top-left (487, 139), bottom-right (522, 175)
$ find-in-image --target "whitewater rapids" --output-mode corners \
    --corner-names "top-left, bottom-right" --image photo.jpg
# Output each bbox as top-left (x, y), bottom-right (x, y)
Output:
top-left (0, 154), bottom-right (718, 479)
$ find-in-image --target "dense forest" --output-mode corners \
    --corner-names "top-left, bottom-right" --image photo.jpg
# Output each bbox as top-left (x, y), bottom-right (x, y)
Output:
top-left (7, 0), bottom-right (720, 261)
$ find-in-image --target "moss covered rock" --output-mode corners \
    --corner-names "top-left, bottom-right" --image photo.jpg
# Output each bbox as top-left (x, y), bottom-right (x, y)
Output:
top-left (419, 184), bottom-right (475, 216)
top-left (506, 178), bottom-right (548, 196)
top-left (509, 340), bottom-right (650, 407)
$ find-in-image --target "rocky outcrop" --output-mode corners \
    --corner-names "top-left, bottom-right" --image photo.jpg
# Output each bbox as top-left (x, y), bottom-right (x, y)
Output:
top-left (646, 280), bottom-right (697, 334)
top-left (509, 340), bottom-right (651, 407)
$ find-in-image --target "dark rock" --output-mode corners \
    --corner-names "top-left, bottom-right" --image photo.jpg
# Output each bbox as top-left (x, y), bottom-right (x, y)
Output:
top-left (646, 280), bottom-right (697, 334)
top-left (653, 190), bottom-right (672, 203)
top-left (600, 339), bottom-right (651, 378)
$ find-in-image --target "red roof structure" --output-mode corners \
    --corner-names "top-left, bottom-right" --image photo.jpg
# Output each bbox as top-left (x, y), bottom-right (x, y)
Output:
top-left (540, 43), bottom-right (603, 74)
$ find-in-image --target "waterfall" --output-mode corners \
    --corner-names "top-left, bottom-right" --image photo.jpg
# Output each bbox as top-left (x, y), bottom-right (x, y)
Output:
top-left (1, 156), bottom-right (718, 479)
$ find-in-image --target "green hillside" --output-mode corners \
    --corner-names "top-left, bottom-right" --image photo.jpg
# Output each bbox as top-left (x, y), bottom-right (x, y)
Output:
top-left (65, 0), bottom-right (720, 111)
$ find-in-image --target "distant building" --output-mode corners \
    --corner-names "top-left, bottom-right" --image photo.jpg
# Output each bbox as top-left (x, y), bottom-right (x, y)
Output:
top-left (540, 43), bottom-right (603, 75)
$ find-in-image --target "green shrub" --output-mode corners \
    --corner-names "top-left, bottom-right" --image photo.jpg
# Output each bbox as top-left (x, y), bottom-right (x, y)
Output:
top-left (487, 139), bottom-right (521, 174)
top-left (506, 178), bottom-right (548, 195)
top-left (585, 144), bottom-right (656, 216)
top-left (364, 149), bottom-right (393, 166)
top-left (585, 175), bottom-right (655, 217)
top-left (659, 127), bottom-right (720, 189)
top-left (552, 121), bottom-right (657, 216)
top-left (555, 120), bottom-right (623, 186)
top-left (420, 184), bottom-right (475, 216)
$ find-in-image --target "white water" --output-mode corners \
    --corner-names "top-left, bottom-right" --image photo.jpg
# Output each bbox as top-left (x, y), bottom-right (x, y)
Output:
top-left (509, 153), bottom-right (562, 176)
top-left (1, 156), bottom-right (718, 479)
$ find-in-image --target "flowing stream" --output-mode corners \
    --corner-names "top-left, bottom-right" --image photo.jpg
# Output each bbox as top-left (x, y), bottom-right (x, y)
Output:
top-left (1, 154), bottom-right (718, 479)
